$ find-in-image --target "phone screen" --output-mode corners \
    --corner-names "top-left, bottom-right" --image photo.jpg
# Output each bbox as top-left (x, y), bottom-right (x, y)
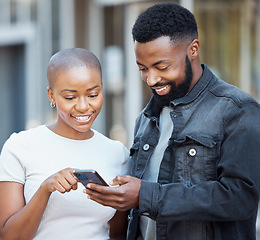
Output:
top-left (74, 169), bottom-right (109, 187)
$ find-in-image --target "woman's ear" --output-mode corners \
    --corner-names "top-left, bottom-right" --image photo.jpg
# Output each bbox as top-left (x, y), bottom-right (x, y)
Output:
top-left (47, 87), bottom-right (55, 105)
top-left (188, 39), bottom-right (200, 60)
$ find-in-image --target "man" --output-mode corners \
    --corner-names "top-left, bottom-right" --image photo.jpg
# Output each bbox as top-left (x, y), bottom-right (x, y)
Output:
top-left (85, 3), bottom-right (260, 240)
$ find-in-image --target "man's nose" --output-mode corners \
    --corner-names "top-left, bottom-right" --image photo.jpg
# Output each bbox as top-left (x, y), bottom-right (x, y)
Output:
top-left (144, 70), bottom-right (161, 87)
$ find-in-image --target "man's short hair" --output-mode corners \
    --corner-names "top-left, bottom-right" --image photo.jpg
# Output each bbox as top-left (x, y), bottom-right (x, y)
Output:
top-left (132, 3), bottom-right (198, 43)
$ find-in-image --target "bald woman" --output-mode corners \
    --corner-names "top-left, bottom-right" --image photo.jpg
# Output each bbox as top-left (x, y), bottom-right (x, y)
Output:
top-left (0, 48), bottom-right (129, 240)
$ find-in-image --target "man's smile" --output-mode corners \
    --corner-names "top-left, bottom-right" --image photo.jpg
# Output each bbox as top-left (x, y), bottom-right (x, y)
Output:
top-left (152, 84), bottom-right (171, 95)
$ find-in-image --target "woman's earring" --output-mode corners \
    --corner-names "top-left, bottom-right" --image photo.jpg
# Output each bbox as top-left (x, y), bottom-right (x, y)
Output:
top-left (50, 102), bottom-right (56, 108)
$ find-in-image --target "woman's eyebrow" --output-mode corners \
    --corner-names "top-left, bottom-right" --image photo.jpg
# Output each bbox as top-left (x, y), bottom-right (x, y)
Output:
top-left (60, 85), bottom-right (101, 93)
top-left (87, 85), bottom-right (101, 91)
top-left (60, 89), bottom-right (77, 92)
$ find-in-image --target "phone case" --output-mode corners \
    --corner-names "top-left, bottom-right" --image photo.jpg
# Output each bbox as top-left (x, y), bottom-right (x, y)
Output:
top-left (74, 169), bottom-right (108, 187)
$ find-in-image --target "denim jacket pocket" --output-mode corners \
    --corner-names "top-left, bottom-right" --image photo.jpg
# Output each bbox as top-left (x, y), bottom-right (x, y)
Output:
top-left (129, 140), bottom-right (140, 176)
top-left (173, 134), bottom-right (219, 186)
top-left (130, 141), bottom-right (140, 157)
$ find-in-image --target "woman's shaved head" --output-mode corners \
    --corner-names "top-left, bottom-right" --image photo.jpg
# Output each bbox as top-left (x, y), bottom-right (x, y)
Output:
top-left (47, 48), bottom-right (101, 88)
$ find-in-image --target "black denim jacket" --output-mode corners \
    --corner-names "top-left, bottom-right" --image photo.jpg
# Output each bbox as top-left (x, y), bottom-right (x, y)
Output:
top-left (127, 65), bottom-right (260, 240)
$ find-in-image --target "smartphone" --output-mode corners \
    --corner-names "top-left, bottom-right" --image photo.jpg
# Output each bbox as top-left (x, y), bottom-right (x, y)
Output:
top-left (74, 169), bottom-right (109, 187)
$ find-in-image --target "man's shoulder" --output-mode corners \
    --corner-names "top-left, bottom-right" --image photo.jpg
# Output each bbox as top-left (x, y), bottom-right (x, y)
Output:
top-left (135, 108), bottom-right (148, 124)
top-left (209, 78), bottom-right (259, 108)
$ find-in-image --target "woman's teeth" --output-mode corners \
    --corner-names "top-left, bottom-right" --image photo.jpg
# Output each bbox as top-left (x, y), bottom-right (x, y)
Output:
top-left (74, 116), bottom-right (90, 121)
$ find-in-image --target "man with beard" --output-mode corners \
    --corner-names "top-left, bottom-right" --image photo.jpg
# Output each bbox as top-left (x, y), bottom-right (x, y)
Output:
top-left (84, 3), bottom-right (260, 240)
top-left (150, 55), bottom-right (193, 109)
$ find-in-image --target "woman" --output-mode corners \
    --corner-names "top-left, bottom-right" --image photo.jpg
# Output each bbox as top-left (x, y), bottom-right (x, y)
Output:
top-left (0, 48), bottom-right (129, 240)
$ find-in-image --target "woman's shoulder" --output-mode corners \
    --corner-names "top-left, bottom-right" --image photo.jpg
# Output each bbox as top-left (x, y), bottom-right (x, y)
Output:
top-left (5, 125), bottom-right (47, 146)
top-left (93, 129), bottom-right (127, 150)
top-left (92, 130), bottom-right (129, 170)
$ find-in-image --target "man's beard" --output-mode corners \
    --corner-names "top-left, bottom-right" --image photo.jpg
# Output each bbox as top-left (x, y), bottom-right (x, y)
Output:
top-left (152, 55), bottom-right (193, 109)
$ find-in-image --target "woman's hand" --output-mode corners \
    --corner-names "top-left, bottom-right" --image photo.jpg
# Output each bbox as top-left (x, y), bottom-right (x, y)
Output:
top-left (41, 167), bottom-right (78, 194)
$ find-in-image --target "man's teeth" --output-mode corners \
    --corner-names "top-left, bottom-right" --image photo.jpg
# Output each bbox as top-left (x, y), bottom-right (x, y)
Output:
top-left (156, 85), bottom-right (168, 92)
top-left (74, 116), bottom-right (90, 120)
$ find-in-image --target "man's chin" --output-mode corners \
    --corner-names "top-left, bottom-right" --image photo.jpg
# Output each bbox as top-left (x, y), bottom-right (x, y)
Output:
top-left (152, 91), bottom-right (172, 108)
top-left (152, 89), bottom-right (189, 108)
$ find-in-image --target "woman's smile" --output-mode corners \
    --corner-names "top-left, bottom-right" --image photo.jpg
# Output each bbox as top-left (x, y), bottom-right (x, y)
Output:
top-left (71, 114), bottom-right (92, 124)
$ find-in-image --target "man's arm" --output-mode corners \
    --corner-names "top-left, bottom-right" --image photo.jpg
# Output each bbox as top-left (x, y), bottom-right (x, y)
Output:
top-left (109, 210), bottom-right (129, 240)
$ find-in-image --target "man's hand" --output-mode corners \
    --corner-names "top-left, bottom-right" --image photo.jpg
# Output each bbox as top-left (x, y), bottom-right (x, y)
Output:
top-left (83, 175), bottom-right (141, 211)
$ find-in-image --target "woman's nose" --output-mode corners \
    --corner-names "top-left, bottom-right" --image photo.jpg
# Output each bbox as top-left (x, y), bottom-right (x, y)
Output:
top-left (75, 97), bottom-right (89, 112)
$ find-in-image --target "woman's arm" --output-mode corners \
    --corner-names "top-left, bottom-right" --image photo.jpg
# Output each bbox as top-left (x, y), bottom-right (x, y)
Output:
top-left (109, 210), bottom-right (129, 240)
top-left (0, 181), bottom-right (51, 240)
top-left (0, 168), bottom-right (78, 240)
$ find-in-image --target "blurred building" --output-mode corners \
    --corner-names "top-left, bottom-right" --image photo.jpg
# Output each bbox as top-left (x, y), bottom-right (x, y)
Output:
top-left (0, 0), bottom-right (260, 151)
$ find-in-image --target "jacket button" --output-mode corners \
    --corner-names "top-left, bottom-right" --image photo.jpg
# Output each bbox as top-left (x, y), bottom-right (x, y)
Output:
top-left (188, 148), bottom-right (196, 157)
top-left (143, 144), bottom-right (150, 151)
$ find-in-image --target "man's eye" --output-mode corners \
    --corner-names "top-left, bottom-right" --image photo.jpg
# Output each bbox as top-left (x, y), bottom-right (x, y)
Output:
top-left (158, 66), bottom-right (168, 71)
top-left (139, 68), bottom-right (146, 72)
